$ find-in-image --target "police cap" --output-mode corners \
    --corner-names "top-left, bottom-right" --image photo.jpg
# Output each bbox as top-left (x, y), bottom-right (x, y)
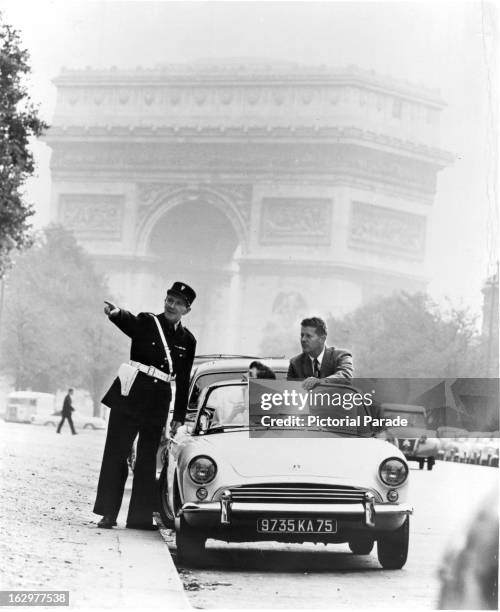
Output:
top-left (167, 281), bottom-right (196, 307)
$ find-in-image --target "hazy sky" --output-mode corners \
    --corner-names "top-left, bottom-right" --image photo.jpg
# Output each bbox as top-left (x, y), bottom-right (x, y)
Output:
top-left (1, 0), bottom-right (498, 315)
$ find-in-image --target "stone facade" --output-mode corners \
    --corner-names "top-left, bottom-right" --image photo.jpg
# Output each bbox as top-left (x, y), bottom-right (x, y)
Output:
top-left (46, 61), bottom-right (452, 354)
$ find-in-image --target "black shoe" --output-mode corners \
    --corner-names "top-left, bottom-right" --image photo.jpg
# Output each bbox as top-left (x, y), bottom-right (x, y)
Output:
top-left (97, 515), bottom-right (117, 529)
top-left (126, 522), bottom-right (158, 531)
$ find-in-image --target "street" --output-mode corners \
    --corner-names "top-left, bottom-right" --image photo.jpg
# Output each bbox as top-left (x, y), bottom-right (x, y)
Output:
top-left (0, 419), bottom-right (497, 609)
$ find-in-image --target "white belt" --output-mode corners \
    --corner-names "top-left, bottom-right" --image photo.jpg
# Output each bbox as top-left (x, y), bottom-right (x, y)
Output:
top-left (129, 360), bottom-right (175, 382)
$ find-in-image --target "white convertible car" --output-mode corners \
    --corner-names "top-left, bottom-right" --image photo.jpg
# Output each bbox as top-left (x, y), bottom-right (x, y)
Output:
top-left (159, 379), bottom-right (413, 569)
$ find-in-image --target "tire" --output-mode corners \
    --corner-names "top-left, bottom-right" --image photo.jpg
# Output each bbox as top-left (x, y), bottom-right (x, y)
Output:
top-left (158, 464), bottom-right (175, 529)
top-left (175, 514), bottom-right (206, 566)
top-left (427, 457), bottom-right (435, 471)
top-left (377, 517), bottom-right (409, 569)
top-left (348, 537), bottom-right (374, 555)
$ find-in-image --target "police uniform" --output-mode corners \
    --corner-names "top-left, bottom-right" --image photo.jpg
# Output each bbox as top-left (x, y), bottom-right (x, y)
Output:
top-left (93, 283), bottom-right (196, 528)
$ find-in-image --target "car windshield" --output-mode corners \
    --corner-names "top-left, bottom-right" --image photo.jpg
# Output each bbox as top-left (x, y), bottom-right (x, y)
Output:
top-left (202, 385), bottom-right (249, 430)
top-left (189, 368), bottom-right (287, 408)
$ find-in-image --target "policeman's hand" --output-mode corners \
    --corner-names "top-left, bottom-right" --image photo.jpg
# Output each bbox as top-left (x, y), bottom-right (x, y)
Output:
top-left (170, 420), bottom-right (182, 437)
top-left (302, 376), bottom-right (320, 391)
top-left (104, 300), bottom-right (119, 316)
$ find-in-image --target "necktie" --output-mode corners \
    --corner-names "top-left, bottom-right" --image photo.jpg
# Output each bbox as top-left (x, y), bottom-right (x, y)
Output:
top-left (313, 358), bottom-right (321, 378)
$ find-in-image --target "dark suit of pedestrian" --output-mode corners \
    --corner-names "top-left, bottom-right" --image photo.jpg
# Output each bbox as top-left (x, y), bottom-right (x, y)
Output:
top-left (93, 309), bottom-right (196, 525)
top-left (287, 346), bottom-right (353, 381)
top-left (57, 393), bottom-right (76, 434)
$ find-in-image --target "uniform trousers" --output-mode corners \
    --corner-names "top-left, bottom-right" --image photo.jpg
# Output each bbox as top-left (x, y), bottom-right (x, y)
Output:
top-left (93, 403), bottom-right (165, 525)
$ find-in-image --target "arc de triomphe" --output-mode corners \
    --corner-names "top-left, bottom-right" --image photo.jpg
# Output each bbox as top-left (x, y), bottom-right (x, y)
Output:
top-left (46, 61), bottom-right (452, 354)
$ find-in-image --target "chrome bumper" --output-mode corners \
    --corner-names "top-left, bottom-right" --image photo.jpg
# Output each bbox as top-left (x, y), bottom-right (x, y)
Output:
top-left (181, 490), bottom-right (413, 529)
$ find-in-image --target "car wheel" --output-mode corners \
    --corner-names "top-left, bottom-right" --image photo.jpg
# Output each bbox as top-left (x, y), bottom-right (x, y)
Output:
top-left (427, 457), bottom-right (435, 471)
top-left (377, 517), bottom-right (409, 569)
top-left (158, 464), bottom-right (175, 529)
top-left (175, 514), bottom-right (206, 567)
top-left (348, 537), bottom-right (374, 555)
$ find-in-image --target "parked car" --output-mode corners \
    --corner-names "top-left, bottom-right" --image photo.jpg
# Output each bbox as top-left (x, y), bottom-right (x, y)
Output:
top-left (380, 404), bottom-right (439, 470)
top-left (479, 438), bottom-right (500, 467)
top-left (31, 411), bottom-right (106, 430)
top-left (159, 379), bottom-right (413, 569)
top-left (4, 391), bottom-right (56, 423)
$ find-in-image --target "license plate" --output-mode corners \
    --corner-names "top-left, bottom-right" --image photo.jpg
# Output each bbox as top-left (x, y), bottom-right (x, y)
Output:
top-left (257, 518), bottom-right (337, 534)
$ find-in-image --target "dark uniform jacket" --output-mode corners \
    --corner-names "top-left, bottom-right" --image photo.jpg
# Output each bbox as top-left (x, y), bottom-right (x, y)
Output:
top-left (102, 310), bottom-right (196, 424)
top-left (287, 346), bottom-right (353, 381)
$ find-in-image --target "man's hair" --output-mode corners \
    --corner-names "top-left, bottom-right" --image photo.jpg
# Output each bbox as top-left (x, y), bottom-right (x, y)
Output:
top-left (249, 361), bottom-right (276, 379)
top-left (301, 317), bottom-right (327, 337)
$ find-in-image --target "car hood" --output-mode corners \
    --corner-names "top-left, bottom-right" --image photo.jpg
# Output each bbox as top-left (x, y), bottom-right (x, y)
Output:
top-left (188, 431), bottom-right (402, 480)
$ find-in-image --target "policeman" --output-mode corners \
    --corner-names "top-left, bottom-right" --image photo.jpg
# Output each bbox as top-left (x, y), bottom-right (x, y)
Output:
top-left (93, 282), bottom-right (197, 530)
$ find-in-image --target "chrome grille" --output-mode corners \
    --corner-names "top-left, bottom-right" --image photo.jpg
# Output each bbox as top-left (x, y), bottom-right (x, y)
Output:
top-left (227, 484), bottom-right (376, 504)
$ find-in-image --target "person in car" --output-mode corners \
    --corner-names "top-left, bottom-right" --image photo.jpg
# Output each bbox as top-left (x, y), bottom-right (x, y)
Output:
top-left (248, 361), bottom-right (276, 380)
top-left (287, 317), bottom-right (353, 390)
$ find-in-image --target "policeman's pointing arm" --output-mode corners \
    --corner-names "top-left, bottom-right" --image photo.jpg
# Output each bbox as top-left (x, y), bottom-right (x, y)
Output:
top-left (104, 300), bottom-right (120, 316)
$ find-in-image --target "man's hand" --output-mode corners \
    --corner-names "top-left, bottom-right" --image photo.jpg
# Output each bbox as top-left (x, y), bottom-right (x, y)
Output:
top-left (302, 376), bottom-right (320, 391)
top-left (104, 300), bottom-right (119, 316)
top-left (169, 420), bottom-right (182, 437)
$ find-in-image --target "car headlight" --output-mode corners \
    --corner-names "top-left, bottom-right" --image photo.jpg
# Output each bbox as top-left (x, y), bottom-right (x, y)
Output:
top-left (379, 457), bottom-right (408, 486)
top-left (188, 455), bottom-right (217, 484)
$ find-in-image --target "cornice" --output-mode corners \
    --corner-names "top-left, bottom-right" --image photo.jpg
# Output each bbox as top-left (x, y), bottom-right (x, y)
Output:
top-left (53, 62), bottom-right (445, 107)
top-left (45, 125), bottom-right (453, 166)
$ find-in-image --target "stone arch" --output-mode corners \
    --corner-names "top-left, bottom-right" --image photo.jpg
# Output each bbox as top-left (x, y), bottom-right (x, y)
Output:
top-left (134, 185), bottom-right (248, 352)
top-left (136, 185), bottom-right (248, 256)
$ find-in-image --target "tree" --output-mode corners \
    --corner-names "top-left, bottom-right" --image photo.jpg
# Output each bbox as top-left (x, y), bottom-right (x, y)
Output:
top-left (0, 225), bottom-right (127, 413)
top-left (0, 15), bottom-right (48, 275)
top-left (327, 292), bottom-right (483, 378)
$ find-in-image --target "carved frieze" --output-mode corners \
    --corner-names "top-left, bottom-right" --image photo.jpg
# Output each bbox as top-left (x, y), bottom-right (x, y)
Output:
top-left (59, 194), bottom-right (124, 240)
top-left (349, 201), bottom-right (426, 258)
top-left (260, 198), bottom-right (331, 245)
top-left (50, 142), bottom-right (437, 195)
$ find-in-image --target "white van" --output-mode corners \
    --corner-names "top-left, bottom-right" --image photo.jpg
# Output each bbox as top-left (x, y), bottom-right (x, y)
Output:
top-left (4, 391), bottom-right (56, 423)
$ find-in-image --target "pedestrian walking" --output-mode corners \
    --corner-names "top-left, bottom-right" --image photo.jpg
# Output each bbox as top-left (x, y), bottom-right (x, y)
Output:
top-left (93, 282), bottom-right (197, 530)
top-left (56, 388), bottom-right (77, 435)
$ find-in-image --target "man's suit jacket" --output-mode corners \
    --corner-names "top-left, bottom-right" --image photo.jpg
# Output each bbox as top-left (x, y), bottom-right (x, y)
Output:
top-left (287, 346), bottom-right (353, 381)
top-left (102, 310), bottom-right (196, 424)
top-left (61, 394), bottom-right (74, 416)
